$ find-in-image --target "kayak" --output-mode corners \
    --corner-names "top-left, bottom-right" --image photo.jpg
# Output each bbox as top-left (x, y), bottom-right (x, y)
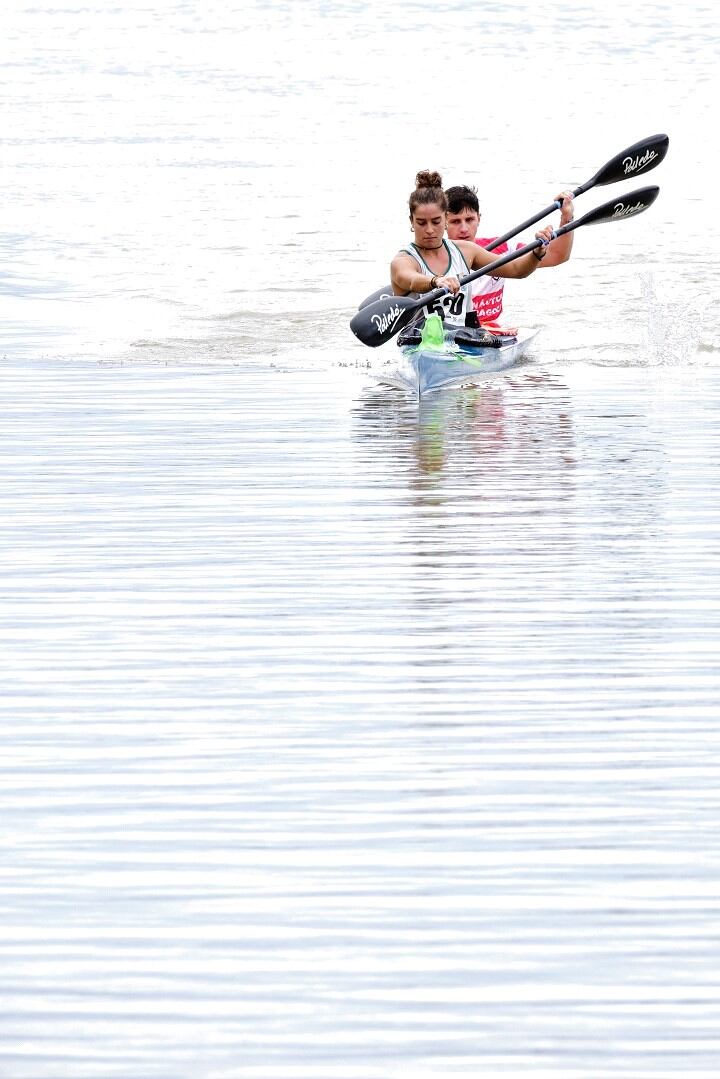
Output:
top-left (372, 314), bottom-right (539, 398)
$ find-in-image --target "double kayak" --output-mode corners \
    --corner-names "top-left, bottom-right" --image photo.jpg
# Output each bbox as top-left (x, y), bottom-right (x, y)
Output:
top-left (373, 314), bottom-right (539, 398)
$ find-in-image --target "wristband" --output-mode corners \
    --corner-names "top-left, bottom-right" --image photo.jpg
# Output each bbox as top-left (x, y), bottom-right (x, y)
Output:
top-left (429, 275), bottom-right (439, 289)
top-left (533, 247), bottom-right (547, 261)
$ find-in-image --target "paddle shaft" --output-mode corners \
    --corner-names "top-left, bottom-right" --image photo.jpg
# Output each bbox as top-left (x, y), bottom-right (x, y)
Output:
top-left (420, 222), bottom-right (576, 309)
top-left (486, 186), bottom-right (583, 251)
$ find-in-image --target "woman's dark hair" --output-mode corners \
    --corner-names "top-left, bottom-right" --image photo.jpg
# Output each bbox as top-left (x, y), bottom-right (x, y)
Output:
top-left (409, 170), bottom-right (448, 216)
top-left (445, 184), bottom-right (480, 215)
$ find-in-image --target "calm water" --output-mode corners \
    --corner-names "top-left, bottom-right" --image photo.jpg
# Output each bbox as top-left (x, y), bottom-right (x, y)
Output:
top-left (2, 1), bottom-right (720, 1076)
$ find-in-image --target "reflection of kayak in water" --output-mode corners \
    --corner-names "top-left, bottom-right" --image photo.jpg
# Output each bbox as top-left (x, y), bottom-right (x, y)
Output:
top-left (373, 314), bottom-right (539, 399)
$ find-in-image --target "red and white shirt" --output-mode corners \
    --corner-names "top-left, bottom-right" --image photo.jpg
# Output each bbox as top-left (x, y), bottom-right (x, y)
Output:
top-left (470, 236), bottom-right (523, 323)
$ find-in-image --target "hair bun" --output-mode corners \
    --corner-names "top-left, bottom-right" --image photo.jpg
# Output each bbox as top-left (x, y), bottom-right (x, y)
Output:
top-left (415, 170), bottom-right (443, 190)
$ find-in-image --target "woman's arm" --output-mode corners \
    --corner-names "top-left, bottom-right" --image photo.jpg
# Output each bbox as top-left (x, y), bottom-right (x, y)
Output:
top-left (391, 253), bottom-right (435, 295)
top-left (390, 253), bottom-right (460, 295)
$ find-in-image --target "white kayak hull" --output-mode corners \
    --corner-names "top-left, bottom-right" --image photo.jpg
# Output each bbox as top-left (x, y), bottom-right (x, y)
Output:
top-left (374, 328), bottom-right (539, 397)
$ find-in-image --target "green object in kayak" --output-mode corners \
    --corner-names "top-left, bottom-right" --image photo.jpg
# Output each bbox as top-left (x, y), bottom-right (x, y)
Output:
top-left (419, 314), bottom-right (446, 351)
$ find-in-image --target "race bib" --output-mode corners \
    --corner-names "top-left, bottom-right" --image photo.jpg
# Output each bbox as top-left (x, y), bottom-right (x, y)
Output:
top-left (424, 290), bottom-right (465, 324)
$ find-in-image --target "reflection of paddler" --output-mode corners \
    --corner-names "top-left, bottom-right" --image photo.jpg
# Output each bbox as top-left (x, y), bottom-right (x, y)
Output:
top-left (415, 405), bottom-right (446, 479)
top-left (354, 369), bottom-right (577, 499)
top-left (391, 170), bottom-right (554, 331)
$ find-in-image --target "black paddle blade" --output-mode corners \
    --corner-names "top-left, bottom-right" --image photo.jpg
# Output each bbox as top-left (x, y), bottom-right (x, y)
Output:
top-left (350, 294), bottom-right (420, 347)
top-left (573, 185), bottom-right (660, 229)
top-left (583, 134), bottom-right (669, 191)
top-left (358, 285), bottom-right (393, 310)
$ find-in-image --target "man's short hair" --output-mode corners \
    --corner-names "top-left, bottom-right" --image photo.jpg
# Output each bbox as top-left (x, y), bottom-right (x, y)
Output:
top-left (445, 185), bottom-right (480, 216)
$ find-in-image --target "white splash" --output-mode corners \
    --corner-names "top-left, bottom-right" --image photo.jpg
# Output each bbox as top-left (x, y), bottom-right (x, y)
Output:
top-left (640, 273), bottom-right (705, 367)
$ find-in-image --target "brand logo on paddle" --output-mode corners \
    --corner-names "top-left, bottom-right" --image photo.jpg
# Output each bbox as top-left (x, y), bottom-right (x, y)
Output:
top-left (371, 304), bottom-right (402, 334)
top-left (623, 148), bottom-right (658, 176)
top-left (612, 199), bottom-right (646, 219)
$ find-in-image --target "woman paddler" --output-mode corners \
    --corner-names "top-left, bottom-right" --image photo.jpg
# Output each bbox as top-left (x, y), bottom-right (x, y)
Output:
top-left (391, 170), bottom-right (555, 331)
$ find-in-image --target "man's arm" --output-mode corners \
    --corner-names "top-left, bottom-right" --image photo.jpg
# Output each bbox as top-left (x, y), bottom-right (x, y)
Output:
top-left (539, 191), bottom-right (574, 268)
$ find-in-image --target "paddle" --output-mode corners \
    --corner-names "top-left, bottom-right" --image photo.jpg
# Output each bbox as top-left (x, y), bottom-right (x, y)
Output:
top-left (357, 132), bottom-right (669, 311)
top-left (350, 185), bottom-right (660, 348)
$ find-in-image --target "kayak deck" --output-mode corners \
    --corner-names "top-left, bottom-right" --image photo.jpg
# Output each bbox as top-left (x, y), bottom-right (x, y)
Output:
top-left (374, 327), bottom-right (539, 398)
